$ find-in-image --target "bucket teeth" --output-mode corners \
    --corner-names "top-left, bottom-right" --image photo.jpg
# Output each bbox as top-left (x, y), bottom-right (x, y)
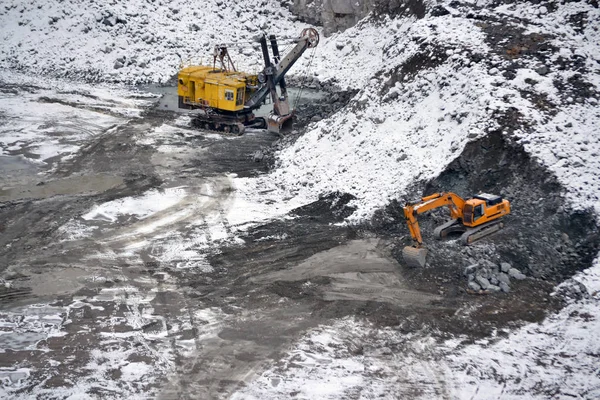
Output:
top-left (402, 246), bottom-right (428, 268)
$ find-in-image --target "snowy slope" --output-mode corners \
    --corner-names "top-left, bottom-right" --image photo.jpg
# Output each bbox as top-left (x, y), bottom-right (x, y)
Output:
top-left (0, 0), bottom-right (309, 83)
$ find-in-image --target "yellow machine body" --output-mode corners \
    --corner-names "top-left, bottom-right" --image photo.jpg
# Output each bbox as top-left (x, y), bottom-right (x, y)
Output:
top-left (462, 196), bottom-right (511, 227)
top-left (177, 66), bottom-right (259, 112)
top-left (402, 192), bottom-right (511, 267)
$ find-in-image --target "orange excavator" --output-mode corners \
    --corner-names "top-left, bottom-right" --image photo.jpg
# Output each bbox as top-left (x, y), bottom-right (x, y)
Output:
top-left (402, 192), bottom-right (511, 267)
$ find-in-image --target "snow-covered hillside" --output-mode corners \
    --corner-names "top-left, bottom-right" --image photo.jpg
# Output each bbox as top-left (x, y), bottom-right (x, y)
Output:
top-left (0, 0), bottom-right (309, 83)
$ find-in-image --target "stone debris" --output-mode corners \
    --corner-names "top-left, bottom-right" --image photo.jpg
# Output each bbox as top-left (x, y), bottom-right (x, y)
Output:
top-left (465, 261), bottom-right (526, 294)
top-left (475, 275), bottom-right (490, 290)
top-left (508, 267), bottom-right (527, 281)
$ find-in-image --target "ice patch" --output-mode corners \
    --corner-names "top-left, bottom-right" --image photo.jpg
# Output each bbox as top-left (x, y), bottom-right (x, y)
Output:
top-left (82, 186), bottom-right (187, 222)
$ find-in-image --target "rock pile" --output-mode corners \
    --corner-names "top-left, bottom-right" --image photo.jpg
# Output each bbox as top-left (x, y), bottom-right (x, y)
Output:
top-left (464, 260), bottom-right (526, 294)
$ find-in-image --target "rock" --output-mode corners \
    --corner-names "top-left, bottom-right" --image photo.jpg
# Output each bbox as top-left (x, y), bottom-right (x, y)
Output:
top-left (114, 60), bottom-right (124, 69)
top-left (508, 268), bottom-right (523, 279)
top-left (396, 153), bottom-right (407, 162)
top-left (102, 16), bottom-right (117, 27)
top-left (497, 272), bottom-right (510, 285)
top-left (555, 280), bottom-right (588, 300)
top-left (467, 273), bottom-right (475, 282)
top-left (490, 275), bottom-right (498, 285)
top-left (555, 151), bottom-right (568, 159)
top-left (536, 66), bottom-right (549, 76)
top-left (475, 275), bottom-right (490, 290)
top-left (252, 151), bottom-right (264, 162)
top-left (480, 268), bottom-right (492, 280)
top-left (499, 282), bottom-right (510, 293)
top-left (468, 281), bottom-right (481, 291)
top-left (513, 272), bottom-right (526, 281)
top-left (347, 340), bottom-right (363, 355)
top-left (500, 262), bottom-right (511, 272)
top-left (487, 285), bottom-right (501, 292)
top-left (431, 6), bottom-right (450, 17)
top-left (464, 264), bottom-right (478, 276)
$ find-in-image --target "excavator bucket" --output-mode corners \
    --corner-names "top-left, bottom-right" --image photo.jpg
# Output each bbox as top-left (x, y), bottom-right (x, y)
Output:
top-left (267, 112), bottom-right (294, 135)
top-left (402, 246), bottom-right (428, 268)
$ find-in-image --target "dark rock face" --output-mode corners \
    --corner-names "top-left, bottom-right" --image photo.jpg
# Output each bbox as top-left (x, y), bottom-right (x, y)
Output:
top-left (287, 0), bottom-right (427, 36)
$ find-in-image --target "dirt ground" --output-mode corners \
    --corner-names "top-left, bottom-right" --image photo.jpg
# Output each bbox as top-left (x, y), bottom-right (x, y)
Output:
top-left (0, 80), bottom-right (596, 399)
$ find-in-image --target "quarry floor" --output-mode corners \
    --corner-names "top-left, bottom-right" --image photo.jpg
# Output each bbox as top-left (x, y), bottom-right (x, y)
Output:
top-left (0, 78), bottom-right (592, 399)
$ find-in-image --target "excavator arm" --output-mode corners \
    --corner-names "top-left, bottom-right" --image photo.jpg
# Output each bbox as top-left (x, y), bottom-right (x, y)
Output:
top-left (402, 192), bottom-right (467, 268)
top-left (244, 28), bottom-right (319, 133)
top-left (403, 192), bottom-right (466, 246)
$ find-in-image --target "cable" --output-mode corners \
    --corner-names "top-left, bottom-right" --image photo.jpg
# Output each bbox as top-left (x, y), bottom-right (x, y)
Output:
top-left (292, 47), bottom-right (317, 112)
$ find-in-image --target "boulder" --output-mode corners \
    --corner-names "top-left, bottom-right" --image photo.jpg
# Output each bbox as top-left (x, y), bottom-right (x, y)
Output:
top-left (468, 281), bottom-right (481, 291)
top-left (508, 268), bottom-right (526, 280)
top-left (497, 273), bottom-right (510, 285)
top-left (500, 262), bottom-right (511, 273)
top-left (488, 285), bottom-right (501, 292)
top-left (536, 66), bottom-right (550, 76)
top-left (499, 282), bottom-right (510, 293)
top-left (252, 151), bottom-right (264, 162)
top-left (475, 275), bottom-right (490, 290)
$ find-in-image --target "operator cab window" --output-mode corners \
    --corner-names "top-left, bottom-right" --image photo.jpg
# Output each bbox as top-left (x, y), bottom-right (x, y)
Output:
top-left (474, 204), bottom-right (484, 220)
top-left (225, 89), bottom-right (234, 101)
top-left (236, 88), bottom-right (244, 106)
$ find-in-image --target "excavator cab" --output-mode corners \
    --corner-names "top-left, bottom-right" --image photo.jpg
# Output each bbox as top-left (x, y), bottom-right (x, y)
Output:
top-left (463, 194), bottom-right (509, 227)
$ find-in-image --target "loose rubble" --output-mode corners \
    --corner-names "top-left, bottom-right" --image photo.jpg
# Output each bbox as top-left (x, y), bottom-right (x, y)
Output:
top-left (464, 261), bottom-right (524, 293)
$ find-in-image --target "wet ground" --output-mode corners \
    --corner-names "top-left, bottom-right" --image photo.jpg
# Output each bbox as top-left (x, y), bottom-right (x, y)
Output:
top-left (0, 74), bottom-right (594, 399)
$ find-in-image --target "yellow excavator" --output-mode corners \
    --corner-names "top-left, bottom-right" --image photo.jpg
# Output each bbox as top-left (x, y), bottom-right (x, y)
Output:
top-left (177, 28), bottom-right (319, 135)
top-left (402, 192), bottom-right (511, 268)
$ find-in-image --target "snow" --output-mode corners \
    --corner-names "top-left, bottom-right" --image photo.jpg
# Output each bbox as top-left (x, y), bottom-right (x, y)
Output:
top-left (0, 70), bottom-right (152, 164)
top-left (238, 261), bottom-right (600, 399)
top-left (0, 0), bottom-right (313, 84)
top-left (255, 15), bottom-right (505, 221)
top-left (82, 186), bottom-right (188, 222)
